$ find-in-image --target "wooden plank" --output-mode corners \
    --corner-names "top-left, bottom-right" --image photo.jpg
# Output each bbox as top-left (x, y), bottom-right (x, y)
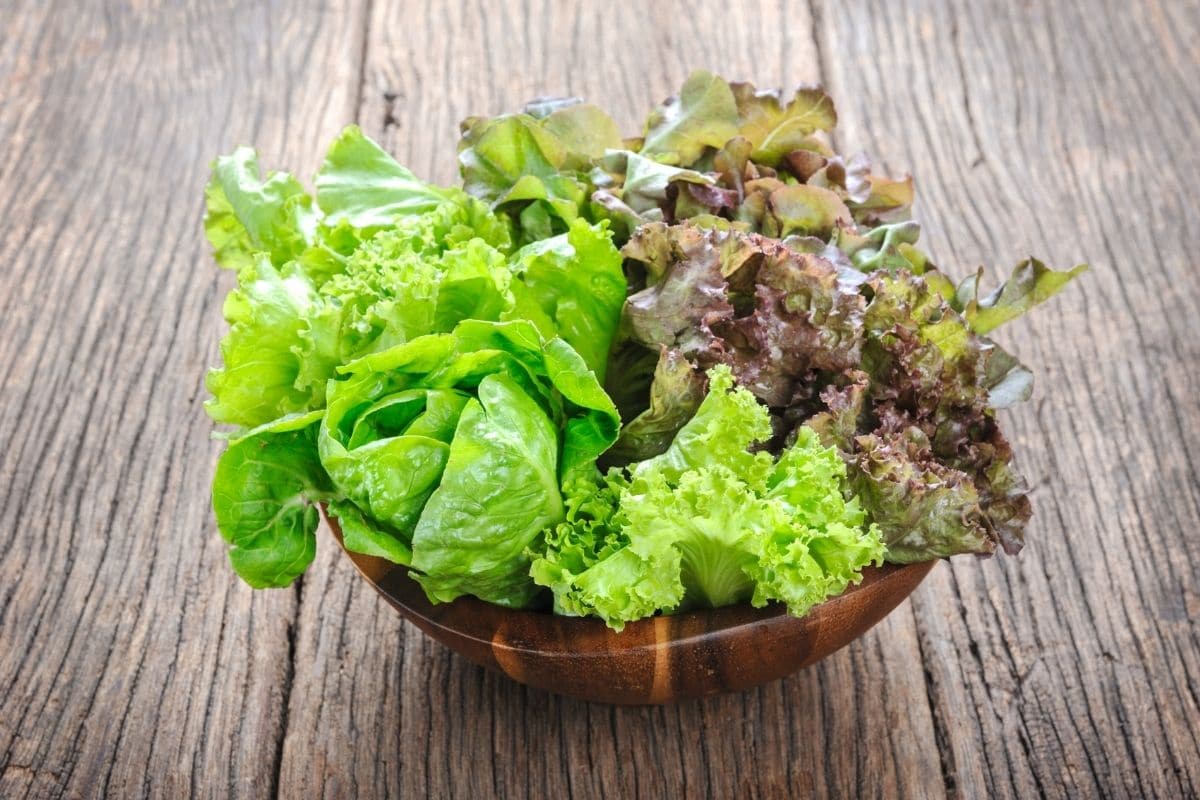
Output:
top-left (3, 0), bottom-right (1197, 797)
top-left (276, 2), bottom-right (947, 798)
top-left (816, 0), bottom-right (1200, 797)
top-left (0, 1), bottom-right (367, 797)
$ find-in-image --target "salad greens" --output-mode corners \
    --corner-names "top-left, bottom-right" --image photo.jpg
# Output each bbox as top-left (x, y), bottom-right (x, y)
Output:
top-left (609, 223), bottom-right (1067, 561)
top-left (206, 127), bottom-right (624, 593)
top-left (205, 73), bottom-right (1083, 629)
top-left (531, 366), bottom-right (883, 630)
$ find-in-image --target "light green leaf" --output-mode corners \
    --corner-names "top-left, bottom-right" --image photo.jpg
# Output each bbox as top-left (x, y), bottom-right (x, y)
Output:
top-left (601, 150), bottom-right (713, 214)
top-left (329, 499), bottom-right (413, 565)
top-left (531, 369), bottom-right (882, 629)
top-left (542, 103), bottom-right (623, 161)
top-left (640, 70), bottom-right (740, 165)
top-left (768, 184), bottom-right (853, 238)
top-left (730, 82), bottom-right (837, 165)
top-left (205, 147), bottom-right (316, 269)
top-left (315, 125), bottom-right (449, 228)
top-left (205, 256), bottom-right (332, 428)
top-left (507, 218), bottom-right (626, 380)
top-left (964, 258), bottom-right (1088, 334)
top-left (411, 374), bottom-right (564, 607)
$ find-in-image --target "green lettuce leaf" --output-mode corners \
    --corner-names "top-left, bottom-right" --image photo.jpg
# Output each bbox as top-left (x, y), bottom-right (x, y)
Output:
top-left (640, 70), bottom-right (740, 165)
top-left (506, 218), bottom-right (626, 381)
top-left (314, 125), bottom-right (450, 229)
top-left (205, 256), bottom-right (331, 428)
top-left (204, 147), bottom-right (316, 271)
top-left (457, 114), bottom-right (589, 235)
top-left (328, 498), bottom-right (413, 566)
top-left (633, 364), bottom-right (773, 483)
top-left (730, 82), bottom-right (836, 165)
top-left (606, 348), bottom-right (706, 464)
top-left (540, 103), bottom-right (623, 161)
top-left (411, 373), bottom-right (564, 607)
top-left (531, 367), bottom-right (883, 629)
top-left (453, 74), bottom-right (919, 250)
top-left (960, 258), bottom-right (1088, 334)
top-left (321, 320), bottom-right (619, 606)
top-left (594, 150), bottom-right (713, 215)
top-left (212, 411), bottom-right (332, 588)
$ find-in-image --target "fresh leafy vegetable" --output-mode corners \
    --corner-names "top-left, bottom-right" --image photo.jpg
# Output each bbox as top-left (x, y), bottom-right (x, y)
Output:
top-left (613, 222), bottom-right (1082, 561)
top-left (314, 125), bottom-right (451, 228)
top-left (530, 366), bottom-right (884, 630)
top-left (205, 74), bottom-right (1084, 633)
top-left (211, 411), bottom-right (330, 588)
top-left (319, 319), bottom-right (619, 607)
top-left (205, 128), bottom-right (624, 595)
top-left (455, 70), bottom-right (919, 246)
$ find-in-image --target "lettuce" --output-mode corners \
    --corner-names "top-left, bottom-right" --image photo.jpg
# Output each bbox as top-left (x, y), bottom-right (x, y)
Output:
top-left (613, 223), bottom-right (1081, 561)
top-left (205, 76), bottom-right (1083, 630)
top-left (211, 411), bottom-right (330, 588)
top-left (204, 147), bottom-right (317, 271)
top-left (314, 125), bottom-right (451, 228)
top-left (205, 128), bottom-right (624, 592)
top-left (530, 366), bottom-right (884, 630)
top-left (455, 71), bottom-right (917, 246)
top-left (321, 320), bottom-right (619, 606)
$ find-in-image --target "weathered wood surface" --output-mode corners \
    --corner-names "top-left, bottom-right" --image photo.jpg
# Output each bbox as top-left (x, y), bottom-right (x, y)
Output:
top-left (0, 0), bottom-right (1196, 797)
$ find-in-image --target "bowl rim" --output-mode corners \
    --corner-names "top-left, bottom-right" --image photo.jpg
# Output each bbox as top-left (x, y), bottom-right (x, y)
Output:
top-left (322, 507), bottom-right (933, 642)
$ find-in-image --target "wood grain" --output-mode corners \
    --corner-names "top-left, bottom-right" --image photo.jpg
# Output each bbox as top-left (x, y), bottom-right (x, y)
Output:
top-left (0, 0), bottom-right (368, 797)
top-left (817, 1), bottom-right (1200, 796)
top-left (0, 0), bottom-right (1196, 797)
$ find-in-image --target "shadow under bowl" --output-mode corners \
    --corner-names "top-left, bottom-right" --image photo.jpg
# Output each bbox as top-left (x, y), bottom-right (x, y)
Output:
top-left (326, 513), bottom-right (936, 705)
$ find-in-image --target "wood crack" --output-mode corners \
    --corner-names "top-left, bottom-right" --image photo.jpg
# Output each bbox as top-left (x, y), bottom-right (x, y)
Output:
top-left (270, 577), bottom-right (303, 800)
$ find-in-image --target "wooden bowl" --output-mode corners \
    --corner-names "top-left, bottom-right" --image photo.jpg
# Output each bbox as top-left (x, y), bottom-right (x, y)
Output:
top-left (326, 514), bottom-right (936, 705)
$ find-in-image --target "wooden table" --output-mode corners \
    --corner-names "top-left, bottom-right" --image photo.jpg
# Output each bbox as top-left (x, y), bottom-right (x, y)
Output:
top-left (2, 1), bottom-right (1198, 797)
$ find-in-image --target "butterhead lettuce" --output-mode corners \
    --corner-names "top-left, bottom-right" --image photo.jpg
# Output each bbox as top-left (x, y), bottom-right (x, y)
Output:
top-left (319, 319), bottom-right (619, 606)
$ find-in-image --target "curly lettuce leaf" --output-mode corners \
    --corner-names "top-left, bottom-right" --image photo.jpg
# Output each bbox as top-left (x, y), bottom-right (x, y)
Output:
top-left (206, 256), bottom-right (333, 428)
top-left (532, 471), bottom-right (684, 624)
top-left (615, 224), bottom-right (1069, 562)
top-left (204, 147), bottom-right (316, 271)
top-left (531, 367), bottom-right (883, 629)
top-left (622, 223), bottom-right (865, 408)
top-left (635, 364), bottom-right (773, 483)
top-left (847, 426), bottom-right (991, 562)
